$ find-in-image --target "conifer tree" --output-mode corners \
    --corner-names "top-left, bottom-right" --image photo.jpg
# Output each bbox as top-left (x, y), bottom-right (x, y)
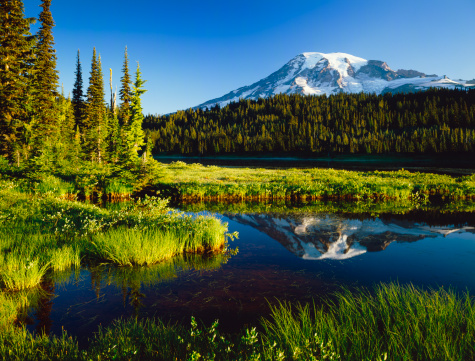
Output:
top-left (107, 68), bottom-right (120, 162)
top-left (85, 48), bottom-right (107, 163)
top-left (119, 46), bottom-right (132, 125)
top-left (31, 0), bottom-right (59, 152)
top-left (72, 50), bottom-right (85, 128)
top-left (0, 0), bottom-right (36, 164)
top-left (127, 62), bottom-right (147, 160)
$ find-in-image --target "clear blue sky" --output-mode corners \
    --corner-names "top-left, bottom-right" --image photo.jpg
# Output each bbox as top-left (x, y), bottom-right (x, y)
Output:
top-left (25, 0), bottom-right (475, 115)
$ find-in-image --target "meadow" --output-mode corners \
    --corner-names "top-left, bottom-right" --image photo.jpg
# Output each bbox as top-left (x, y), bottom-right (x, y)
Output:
top-left (0, 178), bottom-right (231, 293)
top-left (2, 166), bottom-right (475, 360)
top-left (156, 162), bottom-right (475, 202)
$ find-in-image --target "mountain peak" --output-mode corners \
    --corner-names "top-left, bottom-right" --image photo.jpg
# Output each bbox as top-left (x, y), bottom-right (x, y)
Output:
top-left (197, 52), bottom-right (471, 109)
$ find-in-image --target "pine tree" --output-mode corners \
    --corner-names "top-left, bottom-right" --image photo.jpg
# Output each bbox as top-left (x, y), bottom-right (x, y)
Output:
top-left (107, 69), bottom-right (120, 162)
top-left (127, 62), bottom-right (147, 160)
top-left (84, 48), bottom-right (107, 163)
top-left (0, 0), bottom-right (36, 165)
top-left (119, 46), bottom-right (132, 125)
top-left (72, 49), bottom-right (85, 128)
top-left (31, 0), bottom-right (59, 152)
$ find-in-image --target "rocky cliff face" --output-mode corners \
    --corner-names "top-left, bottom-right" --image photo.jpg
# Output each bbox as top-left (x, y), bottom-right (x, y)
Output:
top-left (198, 52), bottom-right (473, 109)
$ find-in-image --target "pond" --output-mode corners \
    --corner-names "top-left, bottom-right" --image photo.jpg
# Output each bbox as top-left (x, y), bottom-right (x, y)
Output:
top-left (23, 205), bottom-right (475, 345)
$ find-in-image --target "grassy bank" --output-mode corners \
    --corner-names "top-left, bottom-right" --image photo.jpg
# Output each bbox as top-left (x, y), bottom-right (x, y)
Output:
top-left (178, 198), bottom-right (475, 223)
top-left (156, 162), bottom-right (475, 201)
top-left (0, 178), bottom-right (232, 292)
top-left (0, 283), bottom-right (473, 360)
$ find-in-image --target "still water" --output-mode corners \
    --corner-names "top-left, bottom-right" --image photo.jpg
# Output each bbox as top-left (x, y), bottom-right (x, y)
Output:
top-left (25, 207), bottom-right (475, 343)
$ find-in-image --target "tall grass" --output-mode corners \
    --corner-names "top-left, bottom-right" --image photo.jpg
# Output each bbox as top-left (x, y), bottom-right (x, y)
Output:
top-left (89, 215), bottom-right (228, 266)
top-left (158, 162), bottom-right (475, 201)
top-left (262, 283), bottom-right (475, 361)
top-left (0, 283), bottom-right (473, 360)
top-left (0, 254), bottom-right (49, 291)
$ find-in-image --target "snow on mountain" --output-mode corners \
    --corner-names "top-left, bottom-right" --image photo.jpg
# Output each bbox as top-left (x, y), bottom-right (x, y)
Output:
top-left (197, 52), bottom-right (473, 109)
top-left (226, 213), bottom-right (475, 261)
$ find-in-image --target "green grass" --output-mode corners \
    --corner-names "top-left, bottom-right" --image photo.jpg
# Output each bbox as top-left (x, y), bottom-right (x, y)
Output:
top-left (89, 217), bottom-right (227, 266)
top-left (0, 283), bottom-right (473, 360)
top-left (0, 178), bottom-right (232, 293)
top-left (178, 198), bottom-right (475, 220)
top-left (262, 283), bottom-right (475, 361)
top-left (156, 162), bottom-right (475, 201)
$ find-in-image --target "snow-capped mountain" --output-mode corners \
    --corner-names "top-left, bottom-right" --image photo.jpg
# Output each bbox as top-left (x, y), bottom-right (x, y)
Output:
top-left (198, 52), bottom-right (473, 109)
top-left (226, 213), bottom-right (475, 261)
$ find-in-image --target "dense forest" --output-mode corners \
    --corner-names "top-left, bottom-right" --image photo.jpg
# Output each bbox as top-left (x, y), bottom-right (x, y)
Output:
top-left (144, 89), bottom-right (475, 155)
top-left (0, 0), bottom-right (157, 192)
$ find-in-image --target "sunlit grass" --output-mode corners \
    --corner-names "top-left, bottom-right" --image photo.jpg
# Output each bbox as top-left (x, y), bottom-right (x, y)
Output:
top-left (0, 253), bottom-right (49, 291)
top-left (48, 246), bottom-right (81, 272)
top-left (262, 283), bottom-right (475, 361)
top-left (2, 283), bottom-right (472, 360)
top-left (89, 215), bottom-right (227, 266)
top-left (157, 161), bottom-right (475, 201)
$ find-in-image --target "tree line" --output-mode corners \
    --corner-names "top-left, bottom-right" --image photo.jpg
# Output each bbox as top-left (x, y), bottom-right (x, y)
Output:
top-left (143, 88), bottom-right (475, 155)
top-left (0, 0), bottom-right (151, 181)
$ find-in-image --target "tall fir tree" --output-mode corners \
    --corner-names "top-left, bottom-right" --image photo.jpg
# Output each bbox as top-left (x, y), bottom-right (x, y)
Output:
top-left (119, 46), bottom-right (132, 125)
top-left (0, 0), bottom-right (36, 165)
top-left (31, 0), bottom-right (59, 152)
top-left (127, 62), bottom-right (147, 160)
top-left (107, 68), bottom-right (120, 162)
top-left (72, 49), bottom-right (85, 129)
top-left (85, 48), bottom-right (107, 163)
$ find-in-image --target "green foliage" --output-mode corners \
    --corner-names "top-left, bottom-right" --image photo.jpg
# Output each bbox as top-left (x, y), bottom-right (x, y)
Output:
top-left (0, 0), bottom-right (36, 165)
top-left (144, 89), bottom-right (475, 156)
top-left (156, 162), bottom-right (475, 201)
top-left (72, 50), bottom-right (85, 128)
top-left (89, 218), bottom-right (226, 266)
top-left (126, 62), bottom-right (147, 160)
top-left (30, 0), bottom-right (60, 152)
top-left (84, 48), bottom-right (107, 163)
top-left (3, 283), bottom-right (472, 360)
top-left (119, 46), bottom-right (132, 125)
top-left (0, 180), bottom-right (231, 290)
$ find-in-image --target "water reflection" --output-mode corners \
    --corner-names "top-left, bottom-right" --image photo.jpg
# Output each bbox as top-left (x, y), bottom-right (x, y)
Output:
top-left (226, 213), bottom-right (475, 260)
top-left (19, 205), bottom-right (475, 343)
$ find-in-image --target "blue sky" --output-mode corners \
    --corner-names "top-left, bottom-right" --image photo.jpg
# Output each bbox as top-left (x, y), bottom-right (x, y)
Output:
top-left (25, 0), bottom-right (475, 115)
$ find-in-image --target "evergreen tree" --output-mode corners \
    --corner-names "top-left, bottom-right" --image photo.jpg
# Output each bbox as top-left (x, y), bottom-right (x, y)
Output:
top-left (119, 46), bottom-right (132, 125)
top-left (31, 0), bottom-right (59, 152)
top-left (84, 48), bottom-right (107, 163)
top-left (0, 0), bottom-right (36, 164)
top-left (127, 62), bottom-right (147, 160)
top-left (72, 49), bottom-right (85, 128)
top-left (107, 69), bottom-right (120, 162)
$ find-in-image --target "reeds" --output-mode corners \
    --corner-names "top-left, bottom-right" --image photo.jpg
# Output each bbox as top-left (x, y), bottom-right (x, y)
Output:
top-left (262, 283), bottom-right (475, 361)
top-left (89, 214), bottom-right (227, 266)
top-left (0, 283), bottom-right (473, 360)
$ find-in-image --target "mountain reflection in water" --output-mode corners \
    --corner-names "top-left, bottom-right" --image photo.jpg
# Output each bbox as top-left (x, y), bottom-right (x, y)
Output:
top-left (225, 213), bottom-right (475, 260)
top-left (23, 207), bottom-right (475, 343)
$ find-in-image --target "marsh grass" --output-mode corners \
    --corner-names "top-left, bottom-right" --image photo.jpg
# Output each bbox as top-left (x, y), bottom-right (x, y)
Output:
top-left (0, 288), bottom-right (46, 330)
top-left (0, 283), bottom-right (474, 360)
top-left (262, 283), bottom-right (475, 361)
top-left (33, 174), bottom-right (76, 197)
top-left (90, 227), bottom-right (187, 266)
top-left (0, 253), bottom-right (49, 291)
top-left (89, 214), bottom-right (228, 266)
top-left (159, 162), bottom-right (475, 201)
top-left (48, 246), bottom-right (81, 272)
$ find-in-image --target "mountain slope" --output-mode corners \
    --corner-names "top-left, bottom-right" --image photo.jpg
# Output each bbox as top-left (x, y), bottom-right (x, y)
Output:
top-left (198, 52), bottom-right (473, 109)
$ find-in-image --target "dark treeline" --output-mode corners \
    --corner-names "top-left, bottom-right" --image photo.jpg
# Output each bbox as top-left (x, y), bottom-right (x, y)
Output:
top-left (1, 0), bottom-right (155, 189)
top-left (144, 89), bottom-right (475, 155)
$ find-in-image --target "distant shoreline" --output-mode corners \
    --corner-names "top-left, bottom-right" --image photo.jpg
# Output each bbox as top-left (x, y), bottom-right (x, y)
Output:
top-left (153, 153), bottom-right (475, 175)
